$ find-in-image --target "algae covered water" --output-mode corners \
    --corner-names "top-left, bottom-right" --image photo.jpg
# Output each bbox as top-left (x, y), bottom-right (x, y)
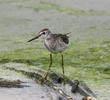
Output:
top-left (0, 0), bottom-right (110, 100)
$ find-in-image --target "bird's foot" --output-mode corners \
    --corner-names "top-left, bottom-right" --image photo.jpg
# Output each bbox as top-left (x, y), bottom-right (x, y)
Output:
top-left (40, 78), bottom-right (45, 84)
top-left (40, 76), bottom-right (47, 84)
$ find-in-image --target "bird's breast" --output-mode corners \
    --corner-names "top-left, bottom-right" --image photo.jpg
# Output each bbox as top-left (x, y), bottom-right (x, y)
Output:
top-left (44, 39), bottom-right (68, 54)
top-left (44, 39), bottom-right (55, 53)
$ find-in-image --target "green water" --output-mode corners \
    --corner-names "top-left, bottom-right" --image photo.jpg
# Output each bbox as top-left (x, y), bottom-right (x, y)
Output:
top-left (0, 0), bottom-right (110, 99)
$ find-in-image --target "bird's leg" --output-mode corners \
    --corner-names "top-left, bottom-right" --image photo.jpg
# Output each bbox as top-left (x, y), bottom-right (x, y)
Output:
top-left (61, 54), bottom-right (66, 82)
top-left (44, 53), bottom-right (52, 80)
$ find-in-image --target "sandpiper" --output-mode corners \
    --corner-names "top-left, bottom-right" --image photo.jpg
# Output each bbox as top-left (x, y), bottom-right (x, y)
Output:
top-left (28, 28), bottom-right (70, 80)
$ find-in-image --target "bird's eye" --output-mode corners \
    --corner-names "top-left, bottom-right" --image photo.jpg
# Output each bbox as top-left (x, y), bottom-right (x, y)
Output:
top-left (42, 32), bottom-right (45, 35)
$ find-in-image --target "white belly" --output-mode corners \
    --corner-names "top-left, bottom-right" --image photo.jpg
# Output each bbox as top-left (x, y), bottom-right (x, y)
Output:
top-left (44, 39), bottom-right (68, 54)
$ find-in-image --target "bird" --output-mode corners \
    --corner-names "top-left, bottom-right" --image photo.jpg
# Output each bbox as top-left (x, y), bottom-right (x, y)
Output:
top-left (28, 28), bottom-right (70, 80)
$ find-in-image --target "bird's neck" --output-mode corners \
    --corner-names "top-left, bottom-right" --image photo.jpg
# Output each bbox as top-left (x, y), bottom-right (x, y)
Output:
top-left (45, 33), bottom-right (53, 40)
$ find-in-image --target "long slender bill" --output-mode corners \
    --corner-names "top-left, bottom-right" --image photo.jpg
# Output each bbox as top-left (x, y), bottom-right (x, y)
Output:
top-left (28, 34), bottom-right (41, 42)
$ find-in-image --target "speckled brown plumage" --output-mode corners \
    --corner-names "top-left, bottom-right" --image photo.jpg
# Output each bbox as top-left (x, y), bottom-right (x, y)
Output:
top-left (28, 28), bottom-right (70, 80)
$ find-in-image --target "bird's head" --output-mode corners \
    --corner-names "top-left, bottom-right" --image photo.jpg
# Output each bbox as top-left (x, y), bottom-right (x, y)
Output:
top-left (28, 28), bottom-right (51, 42)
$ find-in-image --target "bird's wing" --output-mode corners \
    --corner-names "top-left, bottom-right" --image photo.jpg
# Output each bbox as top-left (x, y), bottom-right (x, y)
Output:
top-left (60, 35), bottom-right (69, 44)
top-left (53, 34), bottom-right (69, 44)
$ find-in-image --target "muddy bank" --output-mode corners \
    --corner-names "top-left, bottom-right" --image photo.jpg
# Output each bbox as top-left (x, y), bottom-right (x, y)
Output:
top-left (0, 79), bottom-right (51, 100)
top-left (0, 65), bottom-right (97, 100)
top-left (0, 69), bottom-right (55, 100)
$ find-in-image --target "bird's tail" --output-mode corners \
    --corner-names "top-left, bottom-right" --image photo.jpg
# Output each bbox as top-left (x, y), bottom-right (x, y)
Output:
top-left (65, 32), bottom-right (71, 37)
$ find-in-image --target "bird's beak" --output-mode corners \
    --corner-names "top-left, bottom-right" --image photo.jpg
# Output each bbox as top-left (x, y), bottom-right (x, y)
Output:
top-left (28, 34), bottom-right (41, 42)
